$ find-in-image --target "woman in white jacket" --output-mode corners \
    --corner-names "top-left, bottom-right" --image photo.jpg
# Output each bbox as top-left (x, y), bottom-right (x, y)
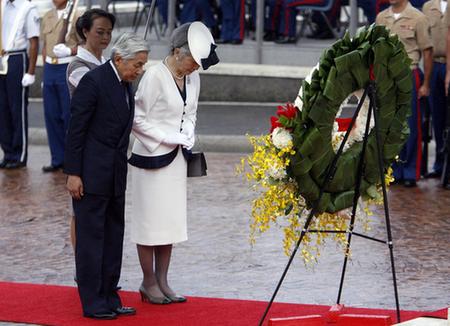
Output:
top-left (129, 22), bottom-right (219, 304)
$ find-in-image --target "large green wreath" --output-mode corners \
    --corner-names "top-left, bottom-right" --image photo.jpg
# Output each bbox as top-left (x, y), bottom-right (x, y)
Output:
top-left (287, 25), bottom-right (412, 214)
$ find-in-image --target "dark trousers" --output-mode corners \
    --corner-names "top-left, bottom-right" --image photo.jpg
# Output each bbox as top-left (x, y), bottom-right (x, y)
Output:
top-left (393, 68), bottom-right (424, 181)
top-left (279, 0), bottom-right (297, 38)
top-left (250, 0), bottom-right (278, 32)
top-left (220, 0), bottom-right (245, 41)
top-left (0, 53), bottom-right (29, 163)
top-left (73, 193), bottom-right (125, 316)
top-left (180, 0), bottom-right (217, 28)
top-left (429, 62), bottom-right (446, 174)
top-left (43, 63), bottom-right (71, 167)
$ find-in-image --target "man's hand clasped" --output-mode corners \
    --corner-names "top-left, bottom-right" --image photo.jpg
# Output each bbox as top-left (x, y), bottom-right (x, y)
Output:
top-left (53, 44), bottom-right (72, 58)
top-left (67, 175), bottom-right (84, 200)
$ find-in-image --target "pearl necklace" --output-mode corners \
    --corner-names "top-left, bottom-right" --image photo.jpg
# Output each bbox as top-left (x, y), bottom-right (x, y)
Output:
top-left (164, 57), bottom-right (184, 80)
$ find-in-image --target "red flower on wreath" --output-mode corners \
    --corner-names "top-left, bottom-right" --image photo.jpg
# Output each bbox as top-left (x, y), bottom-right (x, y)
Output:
top-left (270, 116), bottom-right (282, 133)
top-left (276, 102), bottom-right (297, 120)
top-left (270, 102), bottom-right (298, 133)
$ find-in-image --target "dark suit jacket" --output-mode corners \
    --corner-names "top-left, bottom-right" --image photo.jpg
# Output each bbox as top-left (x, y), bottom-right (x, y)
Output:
top-left (64, 61), bottom-right (134, 196)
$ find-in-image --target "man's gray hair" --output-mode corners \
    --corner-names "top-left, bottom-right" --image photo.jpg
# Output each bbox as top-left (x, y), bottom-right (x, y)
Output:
top-left (111, 32), bottom-right (149, 60)
top-left (169, 23), bottom-right (191, 55)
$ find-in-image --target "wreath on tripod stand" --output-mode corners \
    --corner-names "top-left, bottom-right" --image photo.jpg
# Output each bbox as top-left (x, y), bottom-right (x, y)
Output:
top-left (238, 24), bottom-right (412, 263)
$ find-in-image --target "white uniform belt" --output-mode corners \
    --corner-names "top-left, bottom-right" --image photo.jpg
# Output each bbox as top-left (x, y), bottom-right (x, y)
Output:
top-left (45, 56), bottom-right (73, 65)
top-left (3, 49), bottom-right (27, 55)
top-left (434, 56), bottom-right (446, 64)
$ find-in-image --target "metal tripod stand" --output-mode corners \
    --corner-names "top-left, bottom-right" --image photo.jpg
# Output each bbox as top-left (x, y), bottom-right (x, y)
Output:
top-left (259, 80), bottom-right (401, 325)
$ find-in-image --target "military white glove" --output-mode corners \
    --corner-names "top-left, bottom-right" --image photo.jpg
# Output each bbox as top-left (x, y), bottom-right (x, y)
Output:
top-left (21, 73), bottom-right (35, 87)
top-left (181, 124), bottom-right (195, 150)
top-left (163, 132), bottom-right (193, 148)
top-left (53, 44), bottom-right (72, 58)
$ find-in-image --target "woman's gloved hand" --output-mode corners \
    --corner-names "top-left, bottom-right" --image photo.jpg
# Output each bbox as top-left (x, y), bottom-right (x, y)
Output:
top-left (163, 132), bottom-right (193, 148)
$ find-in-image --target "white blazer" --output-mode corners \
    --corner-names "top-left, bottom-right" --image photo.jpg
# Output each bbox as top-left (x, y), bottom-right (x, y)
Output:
top-left (132, 62), bottom-right (200, 157)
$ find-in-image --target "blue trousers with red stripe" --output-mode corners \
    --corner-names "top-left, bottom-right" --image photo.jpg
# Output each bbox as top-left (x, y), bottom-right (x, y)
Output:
top-left (393, 68), bottom-right (424, 181)
top-left (180, 0), bottom-right (217, 28)
top-left (428, 62), bottom-right (446, 175)
top-left (250, 0), bottom-right (278, 33)
top-left (278, 0), bottom-right (297, 37)
top-left (220, 0), bottom-right (245, 41)
top-left (0, 53), bottom-right (29, 164)
top-left (43, 62), bottom-right (71, 167)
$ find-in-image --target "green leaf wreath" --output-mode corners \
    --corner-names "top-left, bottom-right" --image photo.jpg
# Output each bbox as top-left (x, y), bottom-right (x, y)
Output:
top-left (238, 25), bottom-right (412, 263)
top-left (291, 24), bottom-right (412, 213)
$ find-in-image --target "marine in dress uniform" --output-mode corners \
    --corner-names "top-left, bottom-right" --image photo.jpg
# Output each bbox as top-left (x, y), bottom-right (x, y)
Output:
top-left (41, 0), bottom-right (80, 172)
top-left (445, 4), bottom-right (450, 92)
top-left (218, 0), bottom-right (245, 44)
top-left (0, 0), bottom-right (40, 169)
top-left (180, 0), bottom-right (218, 33)
top-left (422, 0), bottom-right (447, 178)
top-left (376, 1), bottom-right (433, 187)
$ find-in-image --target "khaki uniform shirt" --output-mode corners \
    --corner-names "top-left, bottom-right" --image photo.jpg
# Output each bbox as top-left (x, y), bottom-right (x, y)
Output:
top-left (422, 0), bottom-right (447, 60)
top-left (40, 8), bottom-right (80, 59)
top-left (376, 2), bottom-right (433, 65)
top-left (447, 3), bottom-right (450, 26)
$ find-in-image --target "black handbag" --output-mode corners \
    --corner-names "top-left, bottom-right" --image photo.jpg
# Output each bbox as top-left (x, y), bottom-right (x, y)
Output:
top-left (187, 152), bottom-right (207, 177)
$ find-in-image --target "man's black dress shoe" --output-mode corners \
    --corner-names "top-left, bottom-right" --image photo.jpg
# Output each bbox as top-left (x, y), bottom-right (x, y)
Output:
top-left (444, 183), bottom-right (450, 190)
top-left (230, 39), bottom-right (243, 45)
top-left (0, 160), bottom-right (8, 168)
top-left (113, 306), bottom-right (136, 316)
top-left (263, 31), bottom-right (277, 41)
top-left (404, 179), bottom-right (417, 187)
top-left (215, 39), bottom-right (230, 44)
top-left (424, 171), bottom-right (441, 178)
top-left (274, 36), bottom-right (296, 44)
top-left (307, 29), bottom-right (334, 40)
top-left (85, 312), bottom-right (117, 320)
top-left (42, 164), bottom-right (63, 173)
top-left (4, 161), bottom-right (26, 169)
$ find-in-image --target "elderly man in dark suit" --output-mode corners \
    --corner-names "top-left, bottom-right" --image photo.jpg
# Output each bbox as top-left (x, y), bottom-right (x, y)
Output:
top-left (64, 32), bottom-right (148, 320)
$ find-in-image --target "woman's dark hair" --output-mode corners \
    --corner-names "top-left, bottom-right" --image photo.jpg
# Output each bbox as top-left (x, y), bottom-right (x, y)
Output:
top-left (75, 9), bottom-right (116, 41)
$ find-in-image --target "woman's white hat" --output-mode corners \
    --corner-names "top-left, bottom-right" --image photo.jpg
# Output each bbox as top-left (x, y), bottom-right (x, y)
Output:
top-left (187, 22), bottom-right (219, 70)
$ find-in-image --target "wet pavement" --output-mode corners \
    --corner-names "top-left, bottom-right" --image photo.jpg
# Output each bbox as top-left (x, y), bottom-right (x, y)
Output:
top-left (1, 145), bottom-right (449, 315)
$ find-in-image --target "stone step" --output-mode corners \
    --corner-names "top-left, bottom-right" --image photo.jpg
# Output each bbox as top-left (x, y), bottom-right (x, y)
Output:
top-left (30, 60), bottom-right (311, 103)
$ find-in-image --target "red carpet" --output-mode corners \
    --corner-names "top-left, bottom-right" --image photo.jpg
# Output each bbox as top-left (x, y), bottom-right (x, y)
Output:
top-left (0, 281), bottom-right (446, 325)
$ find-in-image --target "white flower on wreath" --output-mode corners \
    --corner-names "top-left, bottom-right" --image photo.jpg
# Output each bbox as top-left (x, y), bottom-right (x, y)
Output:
top-left (267, 164), bottom-right (287, 180)
top-left (294, 64), bottom-right (319, 111)
top-left (332, 89), bottom-right (374, 153)
top-left (272, 127), bottom-right (293, 149)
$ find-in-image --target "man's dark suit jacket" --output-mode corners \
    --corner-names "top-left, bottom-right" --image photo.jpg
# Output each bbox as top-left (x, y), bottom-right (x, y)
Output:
top-left (64, 61), bottom-right (134, 196)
